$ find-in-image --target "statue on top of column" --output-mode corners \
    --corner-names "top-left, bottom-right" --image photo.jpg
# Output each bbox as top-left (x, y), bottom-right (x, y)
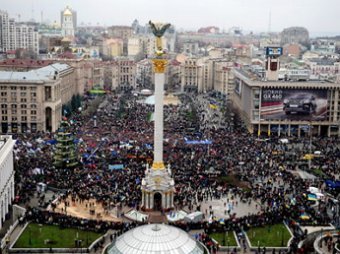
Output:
top-left (149, 21), bottom-right (171, 56)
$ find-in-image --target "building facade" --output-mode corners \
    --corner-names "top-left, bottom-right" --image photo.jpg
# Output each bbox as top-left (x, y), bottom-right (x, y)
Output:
top-left (232, 68), bottom-right (340, 137)
top-left (280, 27), bottom-right (309, 46)
top-left (112, 58), bottom-right (136, 91)
top-left (0, 135), bottom-right (15, 231)
top-left (180, 57), bottom-right (203, 92)
top-left (102, 39), bottom-right (123, 58)
top-left (0, 11), bottom-right (39, 55)
top-left (0, 63), bottom-right (77, 133)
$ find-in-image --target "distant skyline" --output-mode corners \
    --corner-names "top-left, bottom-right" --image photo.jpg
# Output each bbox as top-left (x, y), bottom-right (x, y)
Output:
top-left (1, 0), bottom-right (340, 37)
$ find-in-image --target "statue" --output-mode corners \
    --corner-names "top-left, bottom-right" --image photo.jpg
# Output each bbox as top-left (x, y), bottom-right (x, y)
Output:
top-left (149, 21), bottom-right (171, 56)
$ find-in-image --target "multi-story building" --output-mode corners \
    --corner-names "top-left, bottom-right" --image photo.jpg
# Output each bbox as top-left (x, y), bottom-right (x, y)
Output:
top-left (0, 135), bottom-right (15, 231)
top-left (0, 63), bottom-right (77, 133)
top-left (180, 57), bottom-right (203, 92)
top-left (213, 60), bottom-right (234, 95)
top-left (128, 37), bottom-right (142, 56)
top-left (60, 6), bottom-right (76, 37)
top-left (280, 27), bottom-right (309, 46)
top-left (0, 10), bottom-right (15, 53)
top-left (107, 26), bottom-right (133, 41)
top-left (136, 58), bottom-right (152, 89)
top-left (102, 38), bottom-right (123, 58)
top-left (182, 42), bottom-right (199, 55)
top-left (305, 58), bottom-right (340, 80)
top-left (166, 59), bottom-right (181, 92)
top-left (311, 39), bottom-right (336, 54)
top-left (232, 66), bottom-right (340, 137)
top-left (111, 58), bottom-right (136, 91)
top-left (15, 23), bottom-right (39, 55)
top-left (0, 11), bottom-right (38, 55)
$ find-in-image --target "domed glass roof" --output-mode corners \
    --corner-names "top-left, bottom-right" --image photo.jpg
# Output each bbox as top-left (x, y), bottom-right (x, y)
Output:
top-left (107, 224), bottom-right (205, 254)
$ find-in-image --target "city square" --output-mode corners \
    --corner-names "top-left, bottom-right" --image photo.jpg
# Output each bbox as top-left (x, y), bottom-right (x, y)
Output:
top-left (0, 1), bottom-right (339, 254)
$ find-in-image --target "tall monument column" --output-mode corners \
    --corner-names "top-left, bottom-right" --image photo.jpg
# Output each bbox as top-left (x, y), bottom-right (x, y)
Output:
top-left (152, 59), bottom-right (167, 169)
top-left (141, 21), bottom-right (174, 211)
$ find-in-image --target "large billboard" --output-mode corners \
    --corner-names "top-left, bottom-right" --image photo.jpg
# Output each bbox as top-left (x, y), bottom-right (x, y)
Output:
top-left (265, 47), bottom-right (283, 57)
top-left (260, 89), bottom-right (328, 121)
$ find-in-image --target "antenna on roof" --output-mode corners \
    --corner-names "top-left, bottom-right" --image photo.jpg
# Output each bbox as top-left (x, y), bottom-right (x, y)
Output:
top-left (268, 11), bottom-right (271, 34)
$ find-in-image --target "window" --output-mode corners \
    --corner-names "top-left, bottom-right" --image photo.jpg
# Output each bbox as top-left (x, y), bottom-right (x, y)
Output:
top-left (1, 92), bottom-right (7, 96)
top-left (11, 104), bottom-right (17, 108)
top-left (20, 87), bottom-right (27, 90)
top-left (2, 116), bottom-right (8, 121)
top-left (31, 110), bottom-right (36, 115)
top-left (21, 104), bottom-right (27, 109)
top-left (1, 104), bottom-right (7, 108)
top-left (31, 104), bottom-right (37, 108)
top-left (1, 110), bottom-right (7, 115)
top-left (31, 92), bottom-right (36, 97)
top-left (21, 98), bottom-right (27, 102)
top-left (11, 87), bottom-right (16, 90)
top-left (12, 116), bottom-right (17, 121)
top-left (21, 110), bottom-right (27, 114)
top-left (21, 116), bottom-right (27, 121)
top-left (31, 116), bottom-right (37, 121)
top-left (20, 92), bottom-right (26, 97)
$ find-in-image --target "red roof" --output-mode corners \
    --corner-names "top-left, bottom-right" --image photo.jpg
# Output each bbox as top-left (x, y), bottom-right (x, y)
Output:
top-left (0, 59), bottom-right (53, 68)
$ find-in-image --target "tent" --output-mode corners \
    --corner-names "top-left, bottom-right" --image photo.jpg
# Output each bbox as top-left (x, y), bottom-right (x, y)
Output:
top-left (89, 89), bottom-right (106, 95)
top-left (325, 180), bottom-right (340, 189)
top-left (300, 213), bottom-right (311, 220)
top-left (307, 187), bottom-right (320, 194)
top-left (109, 164), bottom-right (124, 170)
top-left (307, 193), bottom-right (317, 201)
top-left (184, 211), bottom-right (204, 223)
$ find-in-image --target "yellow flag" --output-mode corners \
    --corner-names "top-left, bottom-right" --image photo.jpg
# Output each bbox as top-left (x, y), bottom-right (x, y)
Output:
top-left (209, 104), bottom-right (217, 110)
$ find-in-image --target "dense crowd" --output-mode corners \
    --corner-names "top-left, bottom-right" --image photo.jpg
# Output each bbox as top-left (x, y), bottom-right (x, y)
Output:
top-left (13, 91), bottom-right (340, 253)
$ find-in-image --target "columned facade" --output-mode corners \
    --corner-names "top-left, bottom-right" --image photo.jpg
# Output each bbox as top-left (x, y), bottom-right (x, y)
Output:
top-left (0, 135), bottom-right (16, 230)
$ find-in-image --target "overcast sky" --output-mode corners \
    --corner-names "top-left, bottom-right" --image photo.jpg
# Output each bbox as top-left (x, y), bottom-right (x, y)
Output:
top-left (1, 0), bottom-right (339, 36)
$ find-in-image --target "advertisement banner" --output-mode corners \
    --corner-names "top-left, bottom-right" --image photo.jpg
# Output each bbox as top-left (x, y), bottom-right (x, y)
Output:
top-left (260, 89), bottom-right (328, 121)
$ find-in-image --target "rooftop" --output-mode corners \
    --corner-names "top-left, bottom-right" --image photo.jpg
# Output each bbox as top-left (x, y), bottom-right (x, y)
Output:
top-left (234, 67), bottom-right (337, 88)
top-left (0, 63), bottom-right (71, 82)
top-left (106, 224), bottom-right (204, 254)
top-left (0, 59), bottom-right (53, 68)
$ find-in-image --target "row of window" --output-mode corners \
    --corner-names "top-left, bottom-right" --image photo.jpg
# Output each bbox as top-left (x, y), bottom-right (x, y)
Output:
top-left (0, 98), bottom-right (37, 103)
top-left (1, 104), bottom-right (37, 109)
top-left (1, 110), bottom-right (37, 115)
top-left (0, 86), bottom-right (36, 90)
top-left (2, 116), bottom-right (37, 121)
top-left (0, 92), bottom-right (36, 97)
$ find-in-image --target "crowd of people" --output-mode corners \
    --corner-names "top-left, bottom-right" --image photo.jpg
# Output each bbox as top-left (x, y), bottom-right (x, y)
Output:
top-left (12, 91), bottom-right (339, 253)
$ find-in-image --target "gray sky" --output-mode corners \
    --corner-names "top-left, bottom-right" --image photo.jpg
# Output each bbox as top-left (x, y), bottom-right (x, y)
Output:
top-left (1, 0), bottom-right (339, 36)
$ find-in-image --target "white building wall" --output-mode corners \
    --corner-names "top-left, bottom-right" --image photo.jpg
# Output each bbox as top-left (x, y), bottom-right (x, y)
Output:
top-left (0, 135), bottom-right (15, 230)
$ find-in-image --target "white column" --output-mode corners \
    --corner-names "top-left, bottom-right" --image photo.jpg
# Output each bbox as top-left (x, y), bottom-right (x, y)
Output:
top-left (142, 191), bottom-right (145, 208)
top-left (154, 73), bottom-right (164, 163)
top-left (147, 193), bottom-right (151, 209)
top-left (150, 193), bottom-right (154, 209)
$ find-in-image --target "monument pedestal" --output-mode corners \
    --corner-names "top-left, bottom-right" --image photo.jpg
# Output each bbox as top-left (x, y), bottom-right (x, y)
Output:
top-left (141, 165), bottom-right (174, 211)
